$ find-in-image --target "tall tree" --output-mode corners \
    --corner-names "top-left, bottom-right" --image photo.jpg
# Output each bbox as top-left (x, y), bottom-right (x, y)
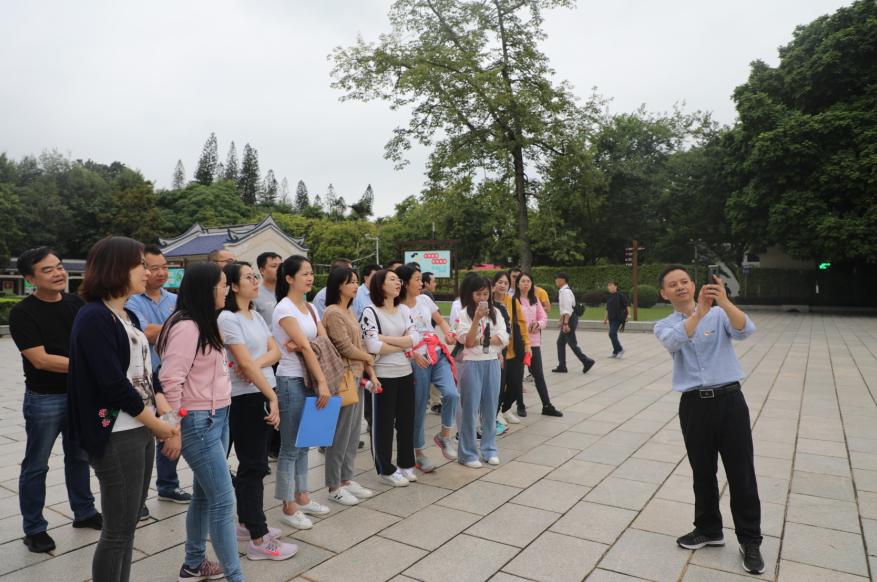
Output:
top-left (156, 182), bottom-right (252, 235)
top-left (0, 183), bottom-right (21, 269)
top-left (725, 0), bottom-right (877, 264)
top-left (98, 181), bottom-right (163, 243)
top-left (331, 0), bottom-right (594, 272)
top-left (193, 133), bottom-right (218, 186)
top-left (293, 180), bottom-right (310, 213)
top-left (349, 184), bottom-right (374, 220)
top-left (223, 142), bottom-right (240, 184)
top-left (172, 160), bottom-right (186, 190)
top-left (237, 143), bottom-right (261, 205)
top-left (261, 170), bottom-right (278, 205)
top-left (279, 178), bottom-right (290, 205)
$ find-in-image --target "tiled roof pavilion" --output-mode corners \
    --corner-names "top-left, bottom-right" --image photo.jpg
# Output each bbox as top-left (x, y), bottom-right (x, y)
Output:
top-left (158, 215), bottom-right (308, 261)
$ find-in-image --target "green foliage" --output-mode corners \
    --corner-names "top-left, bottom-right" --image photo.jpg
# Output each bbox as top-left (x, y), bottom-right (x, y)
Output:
top-left (463, 265), bottom-right (673, 292)
top-left (0, 182), bottom-right (21, 269)
top-left (0, 298), bottom-right (22, 310)
top-left (237, 144), bottom-right (260, 205)
top-left (624, 285), bottom-right (659, 308)
top-left (725, 0), bottom-right (877, 264)
top-left (293, 181), bottom-right (310, 214)
top-left (157, 182), bottom-right (251, 236)
top-left (194, 133), bottom-right (218, 186)
top-left (535, 284), bottom-right (557, 302)
top-left (98, 180), bottom-right (163, 244)
top-left (0, 307), bottom-right (11, 326)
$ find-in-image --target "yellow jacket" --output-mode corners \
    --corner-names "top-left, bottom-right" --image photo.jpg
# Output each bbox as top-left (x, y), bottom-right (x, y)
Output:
top-left (499, 294), bottom-right (530, 360)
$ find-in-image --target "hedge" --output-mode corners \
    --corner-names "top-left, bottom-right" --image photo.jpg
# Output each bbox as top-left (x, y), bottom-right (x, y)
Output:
top-left (0, 298), bottom-right (22, 311)
top-left (623, 285), bottom-right (659, 308)
top-left (459, 265), bottom-right (672, 293)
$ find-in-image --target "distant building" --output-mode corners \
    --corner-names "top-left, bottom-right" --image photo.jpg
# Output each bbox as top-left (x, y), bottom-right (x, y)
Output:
top-left (158, 215), bottom-right (308, 267)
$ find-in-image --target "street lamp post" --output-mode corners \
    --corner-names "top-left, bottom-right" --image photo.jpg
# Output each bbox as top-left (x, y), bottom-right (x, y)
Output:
top-left (365, 235), bottom-right (379, 265)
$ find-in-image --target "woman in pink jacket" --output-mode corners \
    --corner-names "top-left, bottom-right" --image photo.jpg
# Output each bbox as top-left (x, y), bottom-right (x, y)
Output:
top-left (514, 273), bottom-right (563, 417)
top-left (157, 262), bottom-right (245, 582)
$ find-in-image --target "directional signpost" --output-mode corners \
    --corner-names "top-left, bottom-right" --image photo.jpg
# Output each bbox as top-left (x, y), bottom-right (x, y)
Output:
top-left (625, 241), bottom-right (646, 321)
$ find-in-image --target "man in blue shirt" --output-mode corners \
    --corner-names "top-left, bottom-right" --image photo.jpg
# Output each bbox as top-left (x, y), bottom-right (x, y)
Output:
top-left (353, 263), bottom-right (381, 320)
top-left (125, 247), bottom-right (191, 511)
top-left (314, 257), bottom-right (353, 318)
top-left (654, 264), bottom-right (763, 575)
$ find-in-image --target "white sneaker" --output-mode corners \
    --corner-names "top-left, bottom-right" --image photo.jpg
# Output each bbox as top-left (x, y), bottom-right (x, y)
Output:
top-left (236, 522), bottom-right (281, 541)
top-left (378, 470), bottom-right (410, 487)
top-left (496, 412), bottom-right (508, 426)
top-left (343, 480), bottom-right (373, 499)
top-left (487, 456), bottom-right (500, 465)
top-left (616, 349), bottom-right (626, 359)
top-left (279, 510), bottom-right (312, 530)
top-left (401, 468), bottom-right (417, 482)
top-left (297, 500), bottom-right (330, 515)
top-left (327, 487), bottom-right (359, 506)
top-left (502, 411), bottom-right (520, 424)
top-left (463, 460), bottom-right (482, 468)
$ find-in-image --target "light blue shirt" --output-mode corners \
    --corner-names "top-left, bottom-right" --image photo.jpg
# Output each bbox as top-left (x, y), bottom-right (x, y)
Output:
top-left (314, 287), bottom-right (327, 319)
top-left (352, 284), bottom-right (372, 320)
top-left (653, 305), bottom-right (755, 392)
top-left (125, 288), bottom-right (178, 370)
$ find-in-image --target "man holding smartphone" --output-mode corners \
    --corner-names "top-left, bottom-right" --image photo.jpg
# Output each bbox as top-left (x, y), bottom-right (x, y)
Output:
top-left (653, 264), bottom-right (764, 575)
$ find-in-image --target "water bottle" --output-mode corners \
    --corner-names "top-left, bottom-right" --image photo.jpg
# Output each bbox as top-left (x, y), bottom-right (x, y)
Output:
top-left (160, 408), bottom-right (188, 426)
top-left (360, 378), bottom-right (382, 394)
top-left (447, 319), bottom-right (459, 340)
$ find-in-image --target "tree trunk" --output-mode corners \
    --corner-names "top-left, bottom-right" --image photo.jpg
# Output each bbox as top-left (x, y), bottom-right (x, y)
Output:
top-left (513, 145), bottom-right (532, 272)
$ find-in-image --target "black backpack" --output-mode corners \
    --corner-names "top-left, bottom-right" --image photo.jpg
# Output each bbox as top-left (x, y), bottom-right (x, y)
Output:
top-left (570, 289), bottom-right (586, 317)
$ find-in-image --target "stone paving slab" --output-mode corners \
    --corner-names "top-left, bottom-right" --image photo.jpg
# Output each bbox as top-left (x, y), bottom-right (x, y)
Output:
top-left (0, 312), bottom-right (875, 581)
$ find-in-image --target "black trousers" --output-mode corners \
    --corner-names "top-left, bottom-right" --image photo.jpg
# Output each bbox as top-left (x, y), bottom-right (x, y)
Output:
top-left (500, 356), bottom-right (525, 413)
top-left (679, 387), bottom-right (762, 544)
top-left (529, 346), bottom-right (552, 407)
top-left (229, 392), bottom-right (273, 540)
top-left (371, 374), bottom-right (415, 475)
top-left (557, 314), bottom-right (589, 367)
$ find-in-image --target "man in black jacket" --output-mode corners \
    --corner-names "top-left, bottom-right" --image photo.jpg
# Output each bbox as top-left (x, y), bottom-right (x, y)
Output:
top-left (602, 280), bottom-right (631, 359)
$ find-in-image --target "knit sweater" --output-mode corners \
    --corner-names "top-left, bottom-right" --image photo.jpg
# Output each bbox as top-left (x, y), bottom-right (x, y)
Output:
top-left (322, 304), bottom-right (366, 378)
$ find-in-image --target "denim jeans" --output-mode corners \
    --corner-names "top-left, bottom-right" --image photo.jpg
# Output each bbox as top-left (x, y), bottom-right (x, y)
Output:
top-left (154, 440), bottom-right (181, 497)
top-left (20, 390), bottom-right (96, 535)
top-left (180, 407), bottom-right (243, 582)
top-left (85, 426), bottom-right (153, 582)
top-left (608, 320), bottom-right (623, 354)
top-left (412, 351), bottom-right (459, 449)
top-left (275, 376), bottom-right (310, 499)
top-left (457, 359), bottom-right (500, 464)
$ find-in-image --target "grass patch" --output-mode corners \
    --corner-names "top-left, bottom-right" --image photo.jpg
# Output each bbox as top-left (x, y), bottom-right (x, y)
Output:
top-left (436, 303), bottom-right (674, 322)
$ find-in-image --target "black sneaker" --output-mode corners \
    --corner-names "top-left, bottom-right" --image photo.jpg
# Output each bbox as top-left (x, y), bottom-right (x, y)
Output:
top-left (359, 440), bottom-right (365, 449)
top-left (430, 404), bottom-right (442, 415)
top-left (516, 406), bottom-right (527, 418)
top-left (140, 505), bottom-right (150, 521)
top-left (158, 488), bottom-right (192, 504)
top-left (582, 358), bottom-right (595, 374)
top-left (542, 405), bottom-right (563, 417)
top-left (740, 539), bottom-right (765, 574)
top-left (676, 529), bottom-right (724, 549)
top-left (72, 512), bottom-right (103, 530)
top-left (23, 531), bottom-right (55, 553)
top-left (551, 366), bottom-right (568, 373)
top-left (268, 450), bottom-right (279, 462)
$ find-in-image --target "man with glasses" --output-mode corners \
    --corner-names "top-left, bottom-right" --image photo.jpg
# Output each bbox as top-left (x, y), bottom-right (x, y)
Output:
top-left (208, 248), bottom-right (236, 266)
top-left (125, 247), bottom-right (191, 515)
top-left (10, 248), bottom-right (101, 553)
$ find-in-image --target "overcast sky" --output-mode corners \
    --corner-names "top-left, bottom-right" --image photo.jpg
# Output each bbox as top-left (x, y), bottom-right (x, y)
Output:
top-left (0, 0), bottom-right (849, 217)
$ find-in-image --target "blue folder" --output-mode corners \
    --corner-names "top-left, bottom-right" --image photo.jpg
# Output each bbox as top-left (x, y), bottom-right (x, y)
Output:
top-left (295, 397), bottom-right (342, 448)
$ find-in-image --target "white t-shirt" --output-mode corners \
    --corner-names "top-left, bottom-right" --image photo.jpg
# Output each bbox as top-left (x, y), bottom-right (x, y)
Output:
top-left (449, 298), bottom-right (462, 324)
top-left (114, 317), bottom-right (156, 432)
top-left (272, 298), bottom-right (318, 377)
top-left (409, 295), bottom-right (439, 355)
top-left (218, 310), bottom-right (276, 398)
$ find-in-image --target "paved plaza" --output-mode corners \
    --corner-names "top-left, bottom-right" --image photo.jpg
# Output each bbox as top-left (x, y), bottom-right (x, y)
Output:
top-left (0, 311), bottom-right (875, 581)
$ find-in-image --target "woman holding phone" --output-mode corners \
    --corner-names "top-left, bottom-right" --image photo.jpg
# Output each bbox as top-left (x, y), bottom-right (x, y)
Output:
top-left (514, 272), bottom-right (562, 417)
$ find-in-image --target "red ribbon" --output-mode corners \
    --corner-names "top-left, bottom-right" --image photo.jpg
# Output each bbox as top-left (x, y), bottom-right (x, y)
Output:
top-left (414, 333), bottom-right (458, 385)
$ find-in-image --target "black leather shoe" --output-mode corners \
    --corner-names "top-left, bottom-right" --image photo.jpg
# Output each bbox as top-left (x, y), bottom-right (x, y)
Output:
top-left (542, 405), bottom-right (564, 417)
top-left (582, 358), bottom-right (595, 374)
top-left (72, 512), bottom-right (103, 530)
top-left (24, 531), bottom-right (56, 553)
top-left (516, 407), bottom-right (527, 418)
top-left (551, 366), bottom-right (568, 373)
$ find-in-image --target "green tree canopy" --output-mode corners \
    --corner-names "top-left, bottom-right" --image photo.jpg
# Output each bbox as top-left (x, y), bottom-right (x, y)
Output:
top-left (157, 181), bottom-right (252, 235)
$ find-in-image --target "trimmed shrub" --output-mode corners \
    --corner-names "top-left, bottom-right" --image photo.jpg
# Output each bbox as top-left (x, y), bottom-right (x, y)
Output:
top-left (535, 284), bottom-right (557, 302)
top-left (0, 307), bottom-right (10, 325)
top-left (0, 298), bottom-right (22, 310)
top-left (581, 291), bottom-right (607, 307)
top-left (624, 285), bottom-right (659, 308)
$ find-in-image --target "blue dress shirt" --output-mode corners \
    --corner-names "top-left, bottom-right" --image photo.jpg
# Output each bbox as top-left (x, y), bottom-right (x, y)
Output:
top-left (124, 288), bottom-right (177, 370)
top-left (653, 305), bottom-right (755, 392)
top-left (352, 284), bottom-right (372, 320)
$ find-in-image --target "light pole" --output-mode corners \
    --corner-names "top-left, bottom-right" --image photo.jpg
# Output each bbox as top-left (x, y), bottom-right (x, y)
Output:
top-left (365, 235), bottom-right (379, 265)
top-left (687, 240), bottom-right (701, 285)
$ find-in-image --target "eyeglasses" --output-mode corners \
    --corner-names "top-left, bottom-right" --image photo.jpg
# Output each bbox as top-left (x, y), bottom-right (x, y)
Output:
top-left (214, 285), bottom-right (230, 295)
top-left (141, 260), bottom-right (149, 270)
top-left (241, 274), bottom-right (260, 284)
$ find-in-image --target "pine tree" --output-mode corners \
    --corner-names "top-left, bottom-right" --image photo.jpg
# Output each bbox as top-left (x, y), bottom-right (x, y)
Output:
top-left (293, 180), bottom-right (310, 213)
top-left (172, 160), bottom-right (186, 190)
top-left (223, 142), bottom-right (239, 184)
top-left (334, 196), bottom-right (347, 223)
top-left (313, 194), bottom-right (322, 211)
top-left (323, 184), bottom-right (336, 215)
top-left (193, 133), bottom-right (218, 186)
top-left (261, 170), bottom-right (278, 205)
top-left (279, 178), bottom-right (290, 205)
top-left (237, 143), bottom-right (260, 205)
top-left (215, 162), bottom-right (225, 183)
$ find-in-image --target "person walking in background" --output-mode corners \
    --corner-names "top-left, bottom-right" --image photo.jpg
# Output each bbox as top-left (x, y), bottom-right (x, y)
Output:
top-left (218, 262), bottom-right (297, 561)
top-left (514, 272), bottom-right (562, 417)
top-left (125, 246), bottom-right (191, 522)
top-left (602, 280), bottom-right (631, 359)
top-left (493, 271), bottom-right (531, 423)
top-left (360, 270), bottom-right (420, 486)
top-left (68, 237), bottom-right (179, 582)
top-left (10, 247), bottom-right (101, 553)
top-left (654, 264), bottom-right (764, 575)
top-left (395, 266), bottom-right (459, 469)
top-left (552, 272), bottom-right (595, 374)
top-left (252, 251), bottom-right (283, 461)
top-left (353, 263), bottom-right (382, 320)
top-left (157, 261), bottom-right (245, 582)
top-left (321, 268), bottom-right (377, 505)
top-left (272, 256), bottom-right (331, 530)
top-left (313, 258), bottom-right (353, 318)
top-left (421, 271), bottom-right (437, 302)
top-left (455, 276), bottom-right (508, 468)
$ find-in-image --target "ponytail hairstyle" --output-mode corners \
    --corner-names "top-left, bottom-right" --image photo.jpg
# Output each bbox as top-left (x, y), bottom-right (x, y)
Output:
top-left (460, 275), bottom-right (496, 325)
top-left (275, 255), bottom-right (312, 303)
top-left (156, 261), bottom-right (224, 357)
top-left (394, 265), bottom-right (418, 303)
top-left (514, 271), bottom-right (537, 304)
top-left (222, 261), bottom-right (253, 313)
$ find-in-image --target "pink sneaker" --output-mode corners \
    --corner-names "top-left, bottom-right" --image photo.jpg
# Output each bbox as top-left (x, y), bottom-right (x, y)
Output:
top-left (246, 533), bottom-right (298, 561)
top-left (235, 523), bottom-right (281, 541)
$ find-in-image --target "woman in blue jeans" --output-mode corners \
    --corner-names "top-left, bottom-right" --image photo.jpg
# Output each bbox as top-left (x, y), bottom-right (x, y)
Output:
top-left (157, 262), bottom-right (245, 582)
top-left (394, 266), bottom-right (459, 469)
top-left (272, 256), bottom-right (331, 529)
